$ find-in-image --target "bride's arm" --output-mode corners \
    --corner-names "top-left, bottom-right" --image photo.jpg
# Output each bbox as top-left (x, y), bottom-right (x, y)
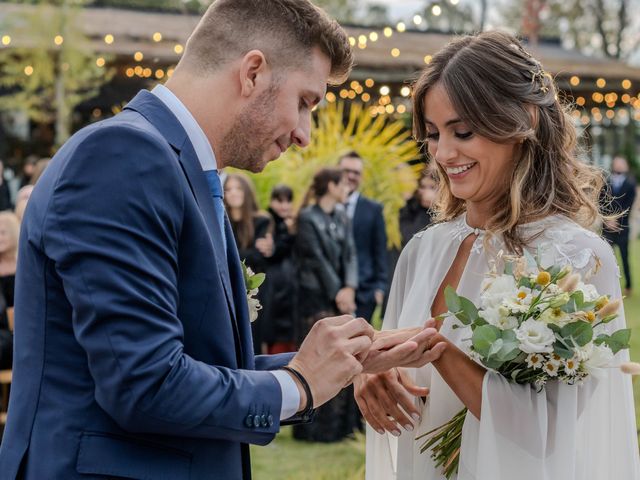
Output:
top-left (430, 335), bottom-right (486, 419)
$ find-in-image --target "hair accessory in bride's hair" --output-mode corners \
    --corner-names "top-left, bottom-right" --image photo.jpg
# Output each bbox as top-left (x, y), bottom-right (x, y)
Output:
top-left (530, 65), bottom-right (550, 94)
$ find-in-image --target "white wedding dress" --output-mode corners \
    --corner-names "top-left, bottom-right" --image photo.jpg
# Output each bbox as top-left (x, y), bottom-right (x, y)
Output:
top-left (366, 214), bottom-right (640, 480)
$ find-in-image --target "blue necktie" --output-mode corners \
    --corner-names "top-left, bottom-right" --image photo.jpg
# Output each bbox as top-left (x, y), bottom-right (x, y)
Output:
top-left (204, 169), bottom-right (227, 254)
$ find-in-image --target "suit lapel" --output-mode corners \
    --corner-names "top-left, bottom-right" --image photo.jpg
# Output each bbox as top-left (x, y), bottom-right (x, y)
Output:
top-left (225, 216), bottom-right (253, 368)
top-left (124, 90), bottom-right (245, 363)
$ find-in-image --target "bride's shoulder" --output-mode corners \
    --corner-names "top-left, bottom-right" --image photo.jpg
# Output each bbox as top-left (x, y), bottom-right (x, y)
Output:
top-left (528, 215), bottom-right (617, 277)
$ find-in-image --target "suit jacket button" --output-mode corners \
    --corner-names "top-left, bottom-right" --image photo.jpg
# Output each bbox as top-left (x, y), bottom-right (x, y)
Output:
top-left (245, 414), bottom-right (254, 428)
top-left (261, 415), bottom-right (269, 428)
top-left (267, 414), bottom-right (274, 427)
top-left (253, 415), bottom-right (262, 428)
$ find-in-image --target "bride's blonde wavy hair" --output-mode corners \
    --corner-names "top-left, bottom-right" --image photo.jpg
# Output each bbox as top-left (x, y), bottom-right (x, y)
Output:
top-left (412, 31), bottom-right (607, 254)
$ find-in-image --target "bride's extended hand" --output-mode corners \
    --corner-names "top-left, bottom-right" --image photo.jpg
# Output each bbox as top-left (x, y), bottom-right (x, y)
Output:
top-left (361, 319), bottom-right (447, 374)
top-left (354, 368), bottom-right (429, 435)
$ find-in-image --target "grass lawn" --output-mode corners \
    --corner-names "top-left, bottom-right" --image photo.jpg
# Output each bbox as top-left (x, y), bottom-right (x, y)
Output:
top-left (253, 239), bottom-right (640, 479)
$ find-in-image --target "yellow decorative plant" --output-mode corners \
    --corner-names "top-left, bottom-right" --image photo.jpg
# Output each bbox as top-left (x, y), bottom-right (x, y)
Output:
top-left (248, 101), bottom-right (421, 249)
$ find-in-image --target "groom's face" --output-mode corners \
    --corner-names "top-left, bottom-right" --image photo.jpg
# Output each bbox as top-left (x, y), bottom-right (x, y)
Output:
top-left (220, 48), bottom-right (331, 173)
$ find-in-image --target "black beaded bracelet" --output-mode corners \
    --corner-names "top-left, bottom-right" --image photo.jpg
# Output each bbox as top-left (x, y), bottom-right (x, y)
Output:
top-left (281, 366), bottom-right (315, 423)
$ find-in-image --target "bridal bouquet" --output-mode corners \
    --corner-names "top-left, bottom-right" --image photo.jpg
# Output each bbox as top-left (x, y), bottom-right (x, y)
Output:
top-left (418, 253), bottom-right (631, 478)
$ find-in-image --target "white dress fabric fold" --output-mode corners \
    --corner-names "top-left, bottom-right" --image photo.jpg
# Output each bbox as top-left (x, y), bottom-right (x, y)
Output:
top-left (366, 214), bottom-right (640, 480)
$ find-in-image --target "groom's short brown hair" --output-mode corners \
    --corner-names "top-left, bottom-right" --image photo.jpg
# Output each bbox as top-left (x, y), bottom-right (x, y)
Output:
top-left (183, 0), bottom-right (353, 85)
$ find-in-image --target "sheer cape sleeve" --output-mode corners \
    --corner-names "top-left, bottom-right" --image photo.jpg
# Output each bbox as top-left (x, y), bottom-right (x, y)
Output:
top-left (458, 223), bottom-right (640, 480)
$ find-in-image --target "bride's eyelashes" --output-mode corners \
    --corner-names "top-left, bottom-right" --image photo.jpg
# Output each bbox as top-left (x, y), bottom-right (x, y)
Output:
top-left (424, 131), bottom-right (474, 141)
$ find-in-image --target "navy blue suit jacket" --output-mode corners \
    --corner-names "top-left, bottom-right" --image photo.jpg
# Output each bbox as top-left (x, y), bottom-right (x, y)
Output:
top-left (0, 91), bottom-right (293, 480)
top-left (352, 196), bottom-right (388, 307)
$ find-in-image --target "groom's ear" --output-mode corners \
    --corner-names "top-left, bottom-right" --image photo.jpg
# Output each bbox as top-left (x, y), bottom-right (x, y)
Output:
top-left (239, 50), bottom-right (270, 98)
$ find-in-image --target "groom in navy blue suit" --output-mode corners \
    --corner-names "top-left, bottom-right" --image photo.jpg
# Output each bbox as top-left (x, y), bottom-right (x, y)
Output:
top-left (0, 1), bottom-right (445, 478)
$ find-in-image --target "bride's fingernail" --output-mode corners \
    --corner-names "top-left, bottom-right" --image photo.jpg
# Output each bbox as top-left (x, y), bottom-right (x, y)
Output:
top-left (411, 413), bottom-right (421, 422)
top-left (376, 428), bottom-right (385, 435)
top-left (391, 429), bottom-right (401, 437)
top-left (404, 424), bottom-right (413, 432)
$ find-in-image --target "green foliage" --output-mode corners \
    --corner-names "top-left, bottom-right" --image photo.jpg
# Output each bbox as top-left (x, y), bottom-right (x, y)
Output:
top-left (312, 0), bottom-right (359, 22)
top-left (245, 101), bottom-right (421, 249)
top-left (0, 1), bottom-right (113, 145)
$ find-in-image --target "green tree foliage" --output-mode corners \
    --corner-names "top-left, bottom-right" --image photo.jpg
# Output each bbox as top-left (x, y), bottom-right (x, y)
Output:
top-left (498, 0), bottom-right (636, 60)
top-left (313, 0), bottom-right (359, 22)
top-left (418, 0), bottom-right (478, 33)
top-left (0, 1), bottom-right (113, 146)
top-left (244, 102), bottom-right (422, 249)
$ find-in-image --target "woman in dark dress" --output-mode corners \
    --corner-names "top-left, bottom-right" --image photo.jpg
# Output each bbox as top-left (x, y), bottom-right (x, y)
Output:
top-left (398, 168), bottom-right (438, 247)
top-left (264, 185), bottom-right (298, 354)
top-left (0, 212), bottom-right (19, 370)
top-left (224, 173), bottom-right (274, 355)
top-left (293, 168), bottom-right (359, 443)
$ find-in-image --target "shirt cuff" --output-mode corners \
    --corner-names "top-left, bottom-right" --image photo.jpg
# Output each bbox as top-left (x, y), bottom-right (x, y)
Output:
top-left (270, 369), bottom-right (301, 420)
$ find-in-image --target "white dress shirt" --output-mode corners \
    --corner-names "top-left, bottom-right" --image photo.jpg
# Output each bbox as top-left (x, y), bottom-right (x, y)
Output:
top-left (150, 85), bottom-right (300, 420)
top-left (346, 191), bottom-right (360, 220)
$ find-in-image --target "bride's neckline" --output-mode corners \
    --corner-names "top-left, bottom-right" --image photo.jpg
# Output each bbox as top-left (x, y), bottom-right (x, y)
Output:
top-left (450, 213), bottom-right (568, 244)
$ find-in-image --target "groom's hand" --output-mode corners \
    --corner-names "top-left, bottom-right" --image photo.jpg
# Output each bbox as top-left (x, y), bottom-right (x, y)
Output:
top-left (287, 315), bottom-right (374, 410)
top-left (361, 320), bottom-right (447, 374)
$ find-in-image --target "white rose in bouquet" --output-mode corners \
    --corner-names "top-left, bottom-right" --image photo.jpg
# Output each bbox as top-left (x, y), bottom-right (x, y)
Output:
top-left (515, 318), bottom-right (556, 353)
top-left (481, 275), bottom-right (517, 309)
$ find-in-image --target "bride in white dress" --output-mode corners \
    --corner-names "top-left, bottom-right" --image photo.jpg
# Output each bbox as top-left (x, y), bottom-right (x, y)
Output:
top-left (356, 31), bottom-right (640, 480)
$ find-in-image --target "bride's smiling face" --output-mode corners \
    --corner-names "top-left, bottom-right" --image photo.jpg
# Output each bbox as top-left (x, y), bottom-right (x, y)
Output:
top-left (423, 83), bottom-right (517, 207)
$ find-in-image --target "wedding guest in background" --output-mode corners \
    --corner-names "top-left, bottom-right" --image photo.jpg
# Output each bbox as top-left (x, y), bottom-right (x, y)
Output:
top-left (399, 168), bottom-right (438, 247)
top-left (383, 168), bottom-right (439, 317)
top-left (264, 185), bottom-right (298, 355)
top-left (224, 172), bottom-right (274, 354)
top-left (0, 212), bottom-right (19, 371)
top-left (0, 161), bottom-right (13, 212)
top-left (294, 168), bottom-right (358, 442)
top-left (18, 155), bottom-right (38, 189)
top-left (339, 151), bottom-right (388, 323)
top-left (29, 158), bottom-right (50, 186)
top-left (603, 155), bottom-right (636, 296)
top-left (14, 186), bottom-right (33, 224)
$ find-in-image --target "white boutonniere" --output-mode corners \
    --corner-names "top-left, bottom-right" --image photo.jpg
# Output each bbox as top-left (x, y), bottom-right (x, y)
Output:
top-left (241, 261), bottom-right (265, 322)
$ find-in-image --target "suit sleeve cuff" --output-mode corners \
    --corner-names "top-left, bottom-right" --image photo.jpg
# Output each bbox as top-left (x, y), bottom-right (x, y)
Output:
top-left (270, 369), bottom-right (300, 420)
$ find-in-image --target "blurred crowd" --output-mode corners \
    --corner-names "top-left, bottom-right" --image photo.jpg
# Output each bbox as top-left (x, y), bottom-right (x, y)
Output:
top-left (222, 151), bottom-right (438, 443)
top-left (0, 155), bottom-right (51, 374)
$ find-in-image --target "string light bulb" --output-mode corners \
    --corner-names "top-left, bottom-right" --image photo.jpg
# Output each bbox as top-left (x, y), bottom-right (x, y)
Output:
top-left (134, 51), bottom-right (144, 61)
top-left (383, 27), bottom-right (393, 37)
top-left (391, 48), bottom-right (400, 57)
top-left (174, 44), bottom-right (184, 55)
top-left (396, 22), bottom-right (406, 32)
top-left (153, 32), bottom-right (162, 42)
top-left (54, 35), bottom-right (64, 46)
top-left (1, 35), bottom-right (10, 46)
top-left (24, 65), bottom-right (34, 76)
top-left (570, 76), bottom-right (580, 86)
top-left (104, 34), bottom-right (114, 45)
top-left (96, 57), bottom-right (105, 67)
top-left (432, 5), bottom-right (442, 16)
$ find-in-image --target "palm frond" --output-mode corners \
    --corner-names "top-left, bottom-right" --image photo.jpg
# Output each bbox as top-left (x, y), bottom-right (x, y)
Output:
top-left (246, 101), bottom-right (423, 248)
